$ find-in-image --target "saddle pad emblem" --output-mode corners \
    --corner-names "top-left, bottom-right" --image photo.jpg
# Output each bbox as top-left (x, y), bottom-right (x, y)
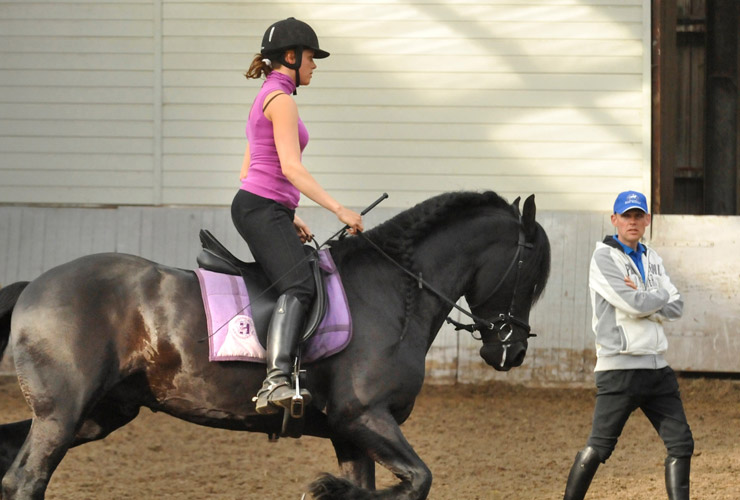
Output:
top-left (216, 314), bottom-right (263, 359)
top-left (195, 249), bottom-right (352, 364)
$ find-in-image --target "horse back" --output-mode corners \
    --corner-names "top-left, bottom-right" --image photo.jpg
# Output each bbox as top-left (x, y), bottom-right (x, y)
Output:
top-left (11, 253), bottom-right (201, 379)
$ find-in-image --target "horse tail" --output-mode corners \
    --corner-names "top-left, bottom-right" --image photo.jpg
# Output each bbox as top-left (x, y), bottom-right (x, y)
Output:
top-left (0, 281), bottom-right (30, 362)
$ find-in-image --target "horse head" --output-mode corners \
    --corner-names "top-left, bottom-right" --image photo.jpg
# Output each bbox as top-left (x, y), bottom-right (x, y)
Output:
top-left (465, 194), bottom-right (550, 371)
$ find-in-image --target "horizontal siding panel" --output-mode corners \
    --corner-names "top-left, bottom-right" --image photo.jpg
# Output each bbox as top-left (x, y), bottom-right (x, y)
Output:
top-left (305, 106), bottom-right (643, 126)
top-left (160, 188), bottom-right (626, 212)
top-left (164, 20), bottom-right (642, 40)
top-left (163, 103), bottom-right (642, 126)
top-left (162, 154), bottom-right (239, 172)
top-left (163, 61), bottom-right (641, 91)
top-left (0, 20), bottom-right (153, 37)
top-left (320, 175), bottom-right (640, 195)
top-left (164, 171), bottom-right (642, 194)
top-left (1, 103), bottom-right (152, 121)
top-left (320, 73), bottom-right (642, 92)
top-left (0, 54), bottom-right (153, 71)
top-left (0, 70), bottom-right (153, 88)
top-left (2, 153), bottom-right (153, 172)
top-left (162, 137), bottom-right (642, 160)
top-left (164, 88), bottom-right (643, 108)
top-left (167, 0), bottom-right (641, 4)
top-left (163, 4), bottom-right (641, 23)
top-left (0, 36), bottom-right (153, 54)
top-left (308, 140), bottom-right (643, 160)
top-left (162, 185), bottom-right (384, 208)
top-left (164, 155), bottom-right (643, 178)
top-left (0, 187), bottom-right (154, 205)
top-left (306, 123), bottom-right (642, 143)
top-left (163, 104), bottom-right (248, 121)
top-left (162, 138), bottom-right (241, 154)
top-left (0, 0), bottom-right (151, 4)
top-left (163, 36), bottom-right (643, 57)
top-left (165, 54), bottom-right (643, 81)
top-left (0, 87), bottom-right (153, 105)
top-left (0, 4), bottom-right (152, 20)
top-left (0, 170), bottom-right (154, 188)
top-left (0, 137), bottom-right (153, 154)
top-left (164, 120), bottom-right (641, 143)
top-left (0, 120), bottom-right (153, 138)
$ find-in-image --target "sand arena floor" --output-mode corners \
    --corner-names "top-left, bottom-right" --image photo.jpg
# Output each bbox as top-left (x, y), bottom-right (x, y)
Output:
top-left (0, 375), bottom-right (738, 499)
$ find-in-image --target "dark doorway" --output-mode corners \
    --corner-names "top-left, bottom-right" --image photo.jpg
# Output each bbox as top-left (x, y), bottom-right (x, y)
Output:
top-left (652, 0), bottom-right (739, 214)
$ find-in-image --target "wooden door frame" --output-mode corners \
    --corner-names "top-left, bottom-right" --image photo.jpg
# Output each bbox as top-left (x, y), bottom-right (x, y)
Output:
top-left (651, 0), bottom-right (678, 214)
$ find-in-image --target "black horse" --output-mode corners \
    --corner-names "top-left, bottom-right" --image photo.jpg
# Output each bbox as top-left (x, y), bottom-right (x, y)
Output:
top-left (0, 191), bottom-right (550, 500)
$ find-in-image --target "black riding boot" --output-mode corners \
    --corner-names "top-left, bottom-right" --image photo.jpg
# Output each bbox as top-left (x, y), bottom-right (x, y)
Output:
top-left (665, 456), bottom-right (690, 500)
top-left (254, 294), bottom-right (311, 415)
top-left (563, 446), bottom-right (601, 500)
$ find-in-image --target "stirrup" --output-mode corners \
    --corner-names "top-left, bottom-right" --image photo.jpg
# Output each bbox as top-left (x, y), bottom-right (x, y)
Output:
top-left (285, 352), bottom-right (310, 418)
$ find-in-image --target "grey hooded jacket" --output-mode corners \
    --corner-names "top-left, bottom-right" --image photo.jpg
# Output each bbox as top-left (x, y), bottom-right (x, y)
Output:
top-left (589, 236), bottom-right (683, 371)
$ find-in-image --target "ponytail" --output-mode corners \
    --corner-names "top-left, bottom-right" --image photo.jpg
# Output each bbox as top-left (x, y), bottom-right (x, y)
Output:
top-left (245, 54), bottom-right (274, 80)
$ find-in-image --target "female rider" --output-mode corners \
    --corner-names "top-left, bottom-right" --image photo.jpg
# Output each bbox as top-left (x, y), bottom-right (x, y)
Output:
top-left (232, 17), bottom-right (363, 415)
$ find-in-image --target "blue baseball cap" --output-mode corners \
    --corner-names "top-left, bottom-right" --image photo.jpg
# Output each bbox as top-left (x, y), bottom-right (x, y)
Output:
top-left (613, 190), bottom-right (648, 214)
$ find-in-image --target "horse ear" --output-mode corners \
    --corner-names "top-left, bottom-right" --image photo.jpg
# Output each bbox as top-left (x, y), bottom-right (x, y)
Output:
top-left (522, 194), bottom-right (537, 239)
top-left (511, 196), bottom-right (521, 217)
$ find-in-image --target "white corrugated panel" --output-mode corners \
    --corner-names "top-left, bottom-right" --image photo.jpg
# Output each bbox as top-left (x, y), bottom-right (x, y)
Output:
top-left (1, 0), bottom-right (649, 210)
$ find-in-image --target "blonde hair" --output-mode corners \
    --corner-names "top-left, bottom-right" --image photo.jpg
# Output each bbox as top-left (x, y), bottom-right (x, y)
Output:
top-left (245, 54), bottom-right (278, 79)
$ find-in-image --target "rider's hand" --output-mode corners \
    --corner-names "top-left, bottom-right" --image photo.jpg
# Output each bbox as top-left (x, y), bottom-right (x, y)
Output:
top-left (336, 207), bottom-right (364, 235)
top-left (293, 215), bottom-right (313, 243)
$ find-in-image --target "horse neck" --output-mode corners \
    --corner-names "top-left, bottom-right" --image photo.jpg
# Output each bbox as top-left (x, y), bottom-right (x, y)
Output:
top-left (410, 214), bottom-right (518, 322)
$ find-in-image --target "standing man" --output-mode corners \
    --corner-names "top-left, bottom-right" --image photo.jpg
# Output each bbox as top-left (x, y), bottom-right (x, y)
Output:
top-left (563, 190), bottom-right (694, 500)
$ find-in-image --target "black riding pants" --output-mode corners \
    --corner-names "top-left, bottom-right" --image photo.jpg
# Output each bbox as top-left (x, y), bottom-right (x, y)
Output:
top-left (231, 189), bottom-right (315, 309)
top-left (586, 367), bottom-right (694, 462)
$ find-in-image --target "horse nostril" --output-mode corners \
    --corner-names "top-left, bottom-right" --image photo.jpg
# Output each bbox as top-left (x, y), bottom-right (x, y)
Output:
top-left (510, 346), bottom-right (526, 367)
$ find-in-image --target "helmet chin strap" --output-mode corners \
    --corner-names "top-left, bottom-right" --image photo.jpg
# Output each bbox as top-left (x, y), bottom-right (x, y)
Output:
top-left (278, 47), bottom-right (303, 95)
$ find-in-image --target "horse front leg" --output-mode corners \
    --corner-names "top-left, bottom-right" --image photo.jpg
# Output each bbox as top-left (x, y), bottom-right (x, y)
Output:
top-left (311, 408), bottom-right (432, 500)
top-left (329, 434), bottom-right (376, 490)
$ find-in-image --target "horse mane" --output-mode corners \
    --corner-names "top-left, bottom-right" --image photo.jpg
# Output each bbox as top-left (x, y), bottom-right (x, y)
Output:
top-left (329, 191), bottom-right (523, 336)
top-left (331, 190), bottom-right (516, 259)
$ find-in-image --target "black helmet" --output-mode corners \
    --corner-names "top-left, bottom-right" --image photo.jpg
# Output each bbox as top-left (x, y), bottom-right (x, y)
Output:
top-left (260, 17), bottom-right (330, 59)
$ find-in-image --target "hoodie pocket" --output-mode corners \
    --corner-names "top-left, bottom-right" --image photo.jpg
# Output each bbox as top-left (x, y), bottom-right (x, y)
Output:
top-left (617, 315), bottom-right (664, 355)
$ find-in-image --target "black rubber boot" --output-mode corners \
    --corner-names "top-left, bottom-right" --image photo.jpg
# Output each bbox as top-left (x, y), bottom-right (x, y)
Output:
top-left (563, 446), bottom-right (601, 500)
top-left (254, 294), bottom-right (311, 415)
top-left (665, 456), bottom-right (690, 500)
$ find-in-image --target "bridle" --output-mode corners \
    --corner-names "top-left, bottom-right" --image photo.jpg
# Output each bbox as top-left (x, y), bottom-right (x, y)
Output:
top-left (445, 223), bottom-right (537, 367)
top-left (358, 219), bottom-right (537, 366)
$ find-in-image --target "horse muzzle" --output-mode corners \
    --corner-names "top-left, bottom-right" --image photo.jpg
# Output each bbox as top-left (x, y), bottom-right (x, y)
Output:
top-left (480, 340), bottom-right (527, 371)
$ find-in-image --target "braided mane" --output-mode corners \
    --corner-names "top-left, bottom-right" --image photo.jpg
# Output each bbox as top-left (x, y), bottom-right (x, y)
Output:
top-left (329, 191), bottom-right (518, 337)
top-left (332, 191), bottom-right (515, 257)
top-left (370, 190), bottom-right (513, 253)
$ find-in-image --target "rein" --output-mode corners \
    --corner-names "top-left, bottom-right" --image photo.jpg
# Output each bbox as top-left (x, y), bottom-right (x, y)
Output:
top-left (357, 221), bottom-right (535, 345)
top-left (356, 232), bottom-right (491, 328)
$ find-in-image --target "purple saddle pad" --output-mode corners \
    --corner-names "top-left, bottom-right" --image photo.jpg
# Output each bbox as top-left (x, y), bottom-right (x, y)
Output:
top-left (195, 249), bottom-right (352, 364)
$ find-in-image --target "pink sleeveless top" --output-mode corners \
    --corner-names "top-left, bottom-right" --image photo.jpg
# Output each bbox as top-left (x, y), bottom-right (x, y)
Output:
top-left (240, 71), bottom-right (308, 210)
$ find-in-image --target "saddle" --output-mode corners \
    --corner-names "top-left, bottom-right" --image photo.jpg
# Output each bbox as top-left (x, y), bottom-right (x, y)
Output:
top-left (196, 230), bottom-right (328, 347)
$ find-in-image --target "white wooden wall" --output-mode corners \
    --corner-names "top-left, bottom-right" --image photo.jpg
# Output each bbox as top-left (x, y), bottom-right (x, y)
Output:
top-left (2, 206), bottom-right (738, 382)
top-left (1, 0), bottom-right (650, 211)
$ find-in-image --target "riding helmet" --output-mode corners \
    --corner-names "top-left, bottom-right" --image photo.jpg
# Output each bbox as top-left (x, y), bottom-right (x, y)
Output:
top-left (260, 17), bottom-right (330, 59)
